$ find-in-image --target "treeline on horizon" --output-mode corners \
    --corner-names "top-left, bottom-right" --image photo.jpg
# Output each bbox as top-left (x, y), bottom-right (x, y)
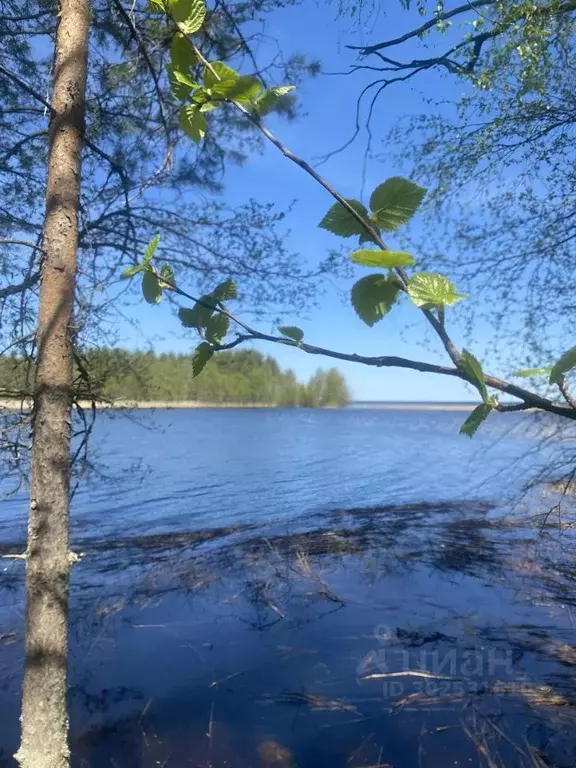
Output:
top-left (0, 348), bottom-right (351, 407)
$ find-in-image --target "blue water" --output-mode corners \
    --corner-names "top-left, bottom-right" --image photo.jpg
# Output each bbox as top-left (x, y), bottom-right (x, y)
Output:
top-left (0, 409), bottom-right (575, 767)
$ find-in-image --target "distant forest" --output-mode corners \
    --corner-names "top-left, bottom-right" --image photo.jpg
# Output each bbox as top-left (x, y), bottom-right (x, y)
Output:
top-left (0, 349), bottom-right (351, 407)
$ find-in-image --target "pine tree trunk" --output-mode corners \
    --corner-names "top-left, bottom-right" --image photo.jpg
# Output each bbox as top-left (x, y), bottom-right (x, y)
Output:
top-left (15, 1), bottom-right (90, 766)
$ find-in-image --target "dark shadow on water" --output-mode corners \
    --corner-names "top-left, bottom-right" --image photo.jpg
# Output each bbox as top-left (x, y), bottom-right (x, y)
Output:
top-left (1, 499), bottom-right (576, 767)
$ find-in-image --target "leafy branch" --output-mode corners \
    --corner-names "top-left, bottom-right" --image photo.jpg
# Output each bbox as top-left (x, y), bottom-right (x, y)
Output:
top-left (121, 0), bottom-right (576, 437)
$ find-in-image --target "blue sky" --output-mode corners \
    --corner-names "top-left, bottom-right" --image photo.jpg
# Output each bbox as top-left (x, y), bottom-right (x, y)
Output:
top-left (122, 0), bottom-right (498, 401)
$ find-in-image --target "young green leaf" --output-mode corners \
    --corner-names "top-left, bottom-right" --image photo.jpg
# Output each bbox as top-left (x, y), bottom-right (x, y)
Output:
top-left (170, 32), bottom-right (197, 73)
top-left (358, 228), bottom-right (380, 246)
top-left (369, 177), bottom-right (427, 231)
top-left (168, 64), bottom-right (194, 101)
top-left (512, 367), bottom-right (552, 378)
top-left (179, 105), bottom-right (207, 142)
top-left (148, 0), bottom-right (166, 11)
top-left (178, 297), bottom-right (213, 329)
top-left (460, 403), bottom-right (492, 438)
top-left (278, 326), bottom-right (304, 342)
top-left (349, 249), bottom-right (415, 269)
top-left (213, 75), bottom-right (262, 103)
top-left (319, 199), bottom-right (369, 238)
top-left (203, 61), bottom-right (240, 88)
top-left (550, 345), bottom-right (576, 384)
top-left (351, 274), bottom-right (400, 327)
top-left (407, 273), bottom-right (466, 309)
top-left (459, 349), bottom-right (488, 403)
top-left (192, 341), bottom-right (213, 376)
top-left (143, 233), bottom-right (160, 265)
top-left (212, 279), bottom-right (237, 301)
top-left (178, 307), bottom-right (198, 328)
top-left (255, 86), bottom-right (295, 115)
top-left (171, 67), bottom-right (197, 89)
top-left (142, 271), bottom-right (162, 304)
top-left (121, 264), bottom-right (144, 280)
top-left (168, 0), bottom-right (206, 34)
top-left (205, 313), bottom-right (229, 344)
top-left (159, 264), bottom-right (175, 288)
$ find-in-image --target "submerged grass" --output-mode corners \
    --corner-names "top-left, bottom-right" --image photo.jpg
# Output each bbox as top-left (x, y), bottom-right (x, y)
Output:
top-left (1, 496), bottom-right (576, 767)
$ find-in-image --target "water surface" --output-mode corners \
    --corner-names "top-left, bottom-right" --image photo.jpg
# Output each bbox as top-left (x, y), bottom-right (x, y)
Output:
top-left (0, 409), bottom-right (575, 767)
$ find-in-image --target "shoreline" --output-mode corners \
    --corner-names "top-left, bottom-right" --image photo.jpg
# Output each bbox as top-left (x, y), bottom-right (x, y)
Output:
top-left (0, 398), bottom-right (479, 412)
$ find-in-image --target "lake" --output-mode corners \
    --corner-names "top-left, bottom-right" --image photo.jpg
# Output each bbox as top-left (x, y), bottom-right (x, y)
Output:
top-left (0, 408), bottom-right (575, 767)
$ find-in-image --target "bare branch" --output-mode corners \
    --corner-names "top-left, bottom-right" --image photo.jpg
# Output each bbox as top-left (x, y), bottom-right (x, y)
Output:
top-left (110, 0), bottom-right (171, 156)
top-left (348, 0), bottom-right (496, 54)
top-left (0, 62), bottom-right (132, 185)
top-left (350, 0), bottom-right (576, 76)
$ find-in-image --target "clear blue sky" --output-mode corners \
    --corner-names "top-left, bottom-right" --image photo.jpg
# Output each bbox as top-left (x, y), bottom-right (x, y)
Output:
top-left (120, 0), bottom-right (501, 401)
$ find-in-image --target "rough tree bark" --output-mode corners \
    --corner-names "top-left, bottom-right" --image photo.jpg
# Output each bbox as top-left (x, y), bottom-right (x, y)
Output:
top-left (15, 0), bottom-right (90, 766)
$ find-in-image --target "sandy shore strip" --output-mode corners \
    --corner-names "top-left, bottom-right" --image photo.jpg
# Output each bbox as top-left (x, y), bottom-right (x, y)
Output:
top-left (0, 398), bottom-right (479, 411)
top-left (352, 402), bottom-right (477, 411)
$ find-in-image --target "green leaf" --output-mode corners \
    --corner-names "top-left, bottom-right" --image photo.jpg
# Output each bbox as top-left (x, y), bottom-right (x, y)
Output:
top-left (213, 75), bottom-right (262, 103)
top-left (550, 345), bottom-right (576, 384)
top-left (349, 249), bottom-right (415, 269)
top-left (460, 403), bottom-right (492, 438)
top-left (255, 85), bottom-right (295, 115)
top-left (192, 88), bottom-right (208, 103)
top-left (359, 228), bottom-right (380, 246)
top-left (512, 367), bottom-right (552, 378)
top-left (212, 279), bottom-right (237, 301)
top-left (168, 33), bottom-right (199, 101)
top-left (168, 0), bottom-right (206, 34)
top-left (319, 199), bottom-right (370, 238)
top-left (278, 326), bottom-right (304, 342)
top-left (203, 61), bottom-right (240, 88)
top-left (192, 341), bottom-right (213, 376)
top-left (459, 349), bottom-right (488, 403)
top-left (171, 67), bottom-right (197, 89)
top-left (142, 271), bottom-right (162, 304)
top-left (148, 0), bottom-right (165, 11)
top-left (407, 273), bottom-right (466, 309)
top-left (168, 64), bottom-right (194, 100)
top-left (205, 313), bottom-right (229, 344)
top-left (121, 264), bottom-right (144, 280)
top-left (170, 32), bottom-right (197, 72)
top-left (178, 296), bottom-right (213, 329)
top-left (159, 264), bottom-right (175, 288)
top-left (369, 177), bottom-right (427, 231)
top-left (179, 105), bottom-right (207, 142)
top-left (178, 307), bottom-right (198, 328)
top-left (351, 274), bottom-right (400, 327)
top-left (143, 234), bottom-right (160, 265)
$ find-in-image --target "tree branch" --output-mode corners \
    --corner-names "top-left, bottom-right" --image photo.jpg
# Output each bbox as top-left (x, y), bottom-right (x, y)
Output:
top-left (558, 376), bottom-right (576, 409)
top-left (348, 0), bottom-right (496, 54)
top-left (0, 241), bottom-right (42, 299)
top-left (110, 0), bottom-right (171, 149)
top-left (0, 62), bottom-right (132, 185)
top-left (163, 279), bottom-right (576, 421)
top-left (171, 25), bottom-right (465, 367)
top-left (350, 0), bottom-right (576, 75)
top-left (151, 6), bottom-right (576, 424)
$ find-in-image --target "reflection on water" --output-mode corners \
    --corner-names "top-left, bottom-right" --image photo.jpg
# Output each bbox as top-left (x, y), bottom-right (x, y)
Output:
top-left (0, 409), bottom-right (575, 767)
